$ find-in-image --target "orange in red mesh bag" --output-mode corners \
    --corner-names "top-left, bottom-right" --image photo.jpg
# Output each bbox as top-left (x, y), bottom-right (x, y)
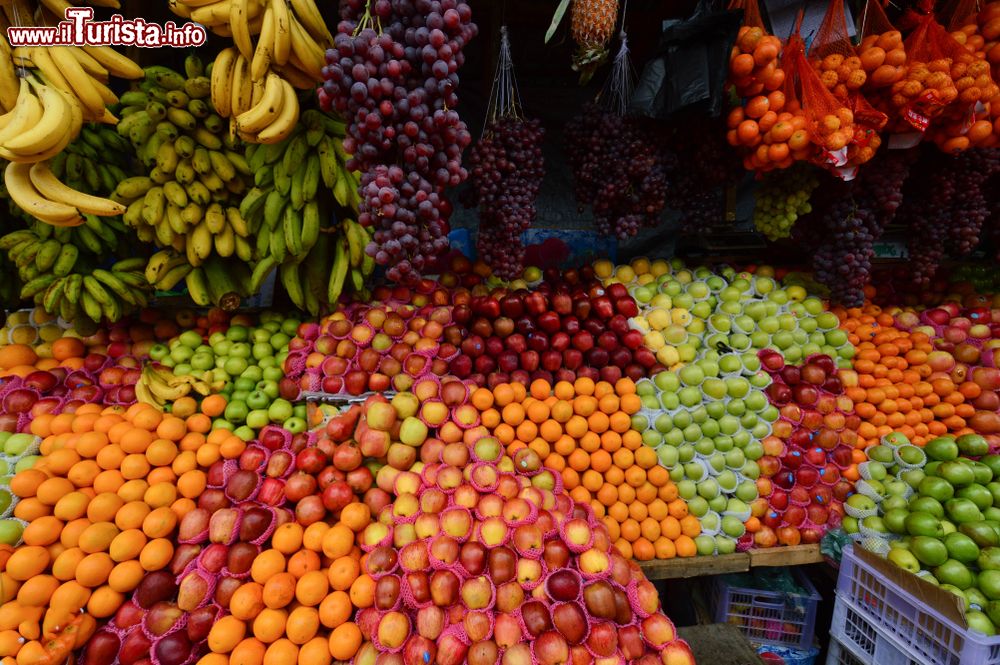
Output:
top-left (725, 88), bottom-right (815, 171)
top-left (727, 0), bottom-right (785, 97)
top-left (808, 0), bottom-right (867, 101)
top-left (781, 20), bottom-right (855, 165)
top-left (857, 0), bottom-right (908, 89)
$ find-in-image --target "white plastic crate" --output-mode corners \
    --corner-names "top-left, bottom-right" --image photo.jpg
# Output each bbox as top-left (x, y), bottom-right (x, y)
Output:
top-left (836, 545), bottom-right (1000, 665)
top-left (828, 598), bottom-right (924, 665)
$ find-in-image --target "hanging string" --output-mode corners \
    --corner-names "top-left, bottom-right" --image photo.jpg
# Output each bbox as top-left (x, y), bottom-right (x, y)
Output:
top-left (483, 25), bottom-right (523, 136)
top-left (599, 31), bottom-right (635, 117)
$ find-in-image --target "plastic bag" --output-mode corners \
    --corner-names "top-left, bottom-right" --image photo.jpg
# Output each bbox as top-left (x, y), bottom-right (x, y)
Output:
top-left (631, 0), bottom-right (742, 118)
top-left (808, 0), bottom-right (867, 101)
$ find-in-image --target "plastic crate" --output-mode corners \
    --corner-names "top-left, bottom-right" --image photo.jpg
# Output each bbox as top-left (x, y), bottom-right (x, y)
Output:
top-left (836, 545), bottom-right (1000, 665)
top-left (709, 568), bottom-right (821, 650)
top-left (825, 634), bottom-right (918, 665)
top-left (829, 597), bottom-right (923, 665)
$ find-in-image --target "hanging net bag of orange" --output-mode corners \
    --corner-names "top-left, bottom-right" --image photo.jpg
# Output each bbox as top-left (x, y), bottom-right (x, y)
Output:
top-left (805, 0), bottom-right (887, 169)
top-left (726, 0), bottom-right (784, 96)
top-left (932, 0), bottom-right (1000, 149)
top-left (780, 15), bottom-right (856, 168)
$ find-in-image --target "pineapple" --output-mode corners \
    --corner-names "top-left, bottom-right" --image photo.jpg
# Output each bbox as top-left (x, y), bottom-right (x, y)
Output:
top-left (570, 0), bottom-right (620, 78)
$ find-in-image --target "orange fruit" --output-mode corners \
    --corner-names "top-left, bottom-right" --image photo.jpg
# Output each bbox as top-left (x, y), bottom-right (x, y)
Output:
top-left (295, 570), bottom-right (329, 607)
top-left (328, 623), bottom-right (362, 660)
top-left (209, 615), bottom-right (247, 653)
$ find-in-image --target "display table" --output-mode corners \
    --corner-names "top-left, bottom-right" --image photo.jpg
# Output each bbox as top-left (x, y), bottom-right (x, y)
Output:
top-left (638, 544), bottom-right (825, 580)
top-left (677, 623), bottom-right (765, 665)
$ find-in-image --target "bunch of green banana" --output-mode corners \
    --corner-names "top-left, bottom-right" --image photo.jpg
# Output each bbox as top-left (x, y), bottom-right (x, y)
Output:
top-left (111, 56), bottom-right (255, 266)
top-left (0, 227), bottom-right (152, 324)
top-left (144, 248), bottom-right (253, 311)
top-left (136, 364), bottom-right (222, 411)
top-left (238, 109), bottom-right (371, 315)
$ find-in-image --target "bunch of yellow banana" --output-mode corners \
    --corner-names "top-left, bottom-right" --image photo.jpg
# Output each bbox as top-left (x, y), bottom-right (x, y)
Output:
top-left (184, 0), bottom-right (331, 144)
top-left (111, 57), bottom-right (255, 266)
top-left (0, 77), bottom-right (81, 164)
top-left (136, 364), bottom-right (222, 410)
top-left (238, 109), bottom-right (371, 315)
top-left (2, 0), bottom-right (142, 123)
top-left (4, 159), bottom-right (126, 227)
top-left (143, 249), bottom-right (252, 311)
top-left (0, 227), bottom-right (151, 323)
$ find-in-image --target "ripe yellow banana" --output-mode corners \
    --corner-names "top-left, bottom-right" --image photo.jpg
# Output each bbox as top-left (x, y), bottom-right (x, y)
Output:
top-left (236, 71), bottom-right (284, 134)
top-left (80, 46), bottom-right (144, 79)
top-left (211, 47), bottom-right (237, 117)
top-left (230, 54), bottom-right (253, 117)
top-left (49, 46), bottom-right (105, 120)
top-left (0, 35), bottom-right (20, 112)
top-left (288, 14), bottom-right (325, 80)
top-left (230, 0), bottom-right (253, 61)
top-left (4, 161), bottom-right (84, 226)
top-left (0, 79), bottom-right (42, 146)
top-left (270, 0), bottom-right (290, 66)
top-left (69, 47), bottom-right (110, 82)
top-left (29, 161), bottom-right (126, 216)
top-left (251, 3), bottom-right (275, 81)
top-left (3, 80), bottom-right (74, 156)
top-left (256, 78), bottom-right (299, 144)
top-left (289, 0), bottom-right (333, 44)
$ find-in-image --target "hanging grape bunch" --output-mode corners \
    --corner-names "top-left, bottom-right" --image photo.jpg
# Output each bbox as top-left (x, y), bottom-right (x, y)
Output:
top-left (794, 150), bottom-right (913, 306)
top-left (565, 36), bottom-right (669, 240)
top-left (895, 147), bottom-right (998, 288)
top-left (462, 26), bottom-right (545, 279)
top-left (320, 0), bottom-right (477, 284)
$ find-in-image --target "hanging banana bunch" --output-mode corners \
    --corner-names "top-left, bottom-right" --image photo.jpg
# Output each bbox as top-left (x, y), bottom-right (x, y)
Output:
top-left (111, 56), bottom-right (256, 309)
top-left (1, 1), bottom-right (143, 123)
top-left (0, 226), bottom-right (151, 324)
top-left (238, 109), bottom-right (371, 316)
top-left (174, 0), bottom-right (332, 143)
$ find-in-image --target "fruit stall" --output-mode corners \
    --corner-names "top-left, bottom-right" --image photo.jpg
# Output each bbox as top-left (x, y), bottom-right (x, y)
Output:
top-left (2, 0), bottom-right (1000, 664)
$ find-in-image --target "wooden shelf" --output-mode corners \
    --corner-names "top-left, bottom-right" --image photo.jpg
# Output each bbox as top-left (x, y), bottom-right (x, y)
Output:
top-left (637, 545), bottom-right (825, 580)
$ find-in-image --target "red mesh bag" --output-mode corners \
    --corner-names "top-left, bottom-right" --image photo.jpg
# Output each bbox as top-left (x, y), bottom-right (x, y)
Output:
top-left (808, 0), bottom-right (867, 101)
top-left (781, 23), bottom-right (856, 165)
top-left (728, 0), bottom-right (765, 30)
top-left (727, 0), bottom-right (783, 97)
top-left (858, 0), bottom-right (908, 90)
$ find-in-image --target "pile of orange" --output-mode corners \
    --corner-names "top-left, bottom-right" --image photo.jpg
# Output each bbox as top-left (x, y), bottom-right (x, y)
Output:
top-left (471, 378), bottom-right (700, 561)
top-left (833, 303), bottom-right (978, 448)
top-left (0, 338), bottom-right (90, 377)
top-left (200, 503), bottom-right (370, 665)
top-left (0, 402), bottom-right (209, 661)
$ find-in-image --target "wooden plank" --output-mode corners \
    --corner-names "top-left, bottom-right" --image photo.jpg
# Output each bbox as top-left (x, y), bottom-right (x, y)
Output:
top-left (678, 624), bottom-right (764, 665)
top-left (748, 544), bottom-right (824, 568)
top-left (638, 546), bottom-right (824, 580)
top-left (639, 552), bottom-right (749, 580)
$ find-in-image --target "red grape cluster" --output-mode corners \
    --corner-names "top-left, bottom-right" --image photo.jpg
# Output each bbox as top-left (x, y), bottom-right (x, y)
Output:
top-left (811, 197), bottom-right (878, 308)
top-left (564, 103), bottom-right (669, 240)
top-left (463, 116), bottom-right (545, 279)
top-left (320, 0), bottom-right (477, 284)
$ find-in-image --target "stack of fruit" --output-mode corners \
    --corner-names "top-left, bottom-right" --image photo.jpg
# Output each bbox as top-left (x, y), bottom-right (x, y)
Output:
top-left (143, 314), bottom-right (303, 437)
top-left (756, 352), bottom-right (860, 547)
top-left (470, 378), bottom-right (694, 561)
top-left (0, 432), bottom-right (40, 545)
top-left (854, 432), bottom-right (1000, 635)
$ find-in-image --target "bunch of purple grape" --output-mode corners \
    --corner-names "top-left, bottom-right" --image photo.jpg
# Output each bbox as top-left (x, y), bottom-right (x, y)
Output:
top-left (320, 0), bottom-right (477, 283)
top-left (564, 103), bottom-right (669, 240)
top-left (462, 116), bottom-right (545, 279)
top-left (794, 151), bottom-right (915, 307)
top-left (896, 148), bottom-right (999, 287)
